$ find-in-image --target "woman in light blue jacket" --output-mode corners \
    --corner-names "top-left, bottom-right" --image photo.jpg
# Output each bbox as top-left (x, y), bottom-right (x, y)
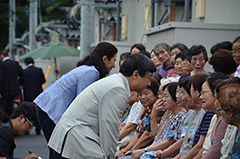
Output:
top-left (34, 42), bottom-right (118, 142)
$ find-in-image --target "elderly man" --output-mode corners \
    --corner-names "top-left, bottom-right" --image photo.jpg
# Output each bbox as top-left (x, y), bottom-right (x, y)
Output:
top-left (153, 43), bottom-right (174, 78)
top-left (48, 54), bottom-right (156, 159)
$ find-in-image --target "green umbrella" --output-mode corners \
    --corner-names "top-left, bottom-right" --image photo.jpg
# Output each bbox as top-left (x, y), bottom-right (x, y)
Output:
top-left (20, 42), bottom-right (80, 79)
top-left (20, 42), bottom-right (80, 59)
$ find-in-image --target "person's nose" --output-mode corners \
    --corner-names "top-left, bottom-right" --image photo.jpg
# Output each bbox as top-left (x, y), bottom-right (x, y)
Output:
top-left (196, 60), bottom-right (201, 65)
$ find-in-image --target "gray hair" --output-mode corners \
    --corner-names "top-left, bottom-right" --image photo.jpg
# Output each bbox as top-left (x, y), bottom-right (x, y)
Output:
top-left (153, 43), bottom-right (171, 52)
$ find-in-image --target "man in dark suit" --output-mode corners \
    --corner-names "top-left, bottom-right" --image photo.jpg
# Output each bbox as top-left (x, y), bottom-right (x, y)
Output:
top-left (20, 57), bottom-right (45, 134)
top-left (20, 57), bottom-right (45, 102)
top-left (0, 50), bottom-right (24, 116)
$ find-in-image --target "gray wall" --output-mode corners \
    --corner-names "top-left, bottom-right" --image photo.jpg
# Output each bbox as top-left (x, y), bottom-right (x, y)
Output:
top-left (122, 0), bottom-right (151, 45)
top-left (146, 22), bottom-right (240, 71)
top-left (192, 0), bottom-right (240, 24)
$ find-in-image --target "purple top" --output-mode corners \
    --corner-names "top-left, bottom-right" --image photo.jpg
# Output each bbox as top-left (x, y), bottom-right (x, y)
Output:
top-left (156, 64), bottom-right (174, 78)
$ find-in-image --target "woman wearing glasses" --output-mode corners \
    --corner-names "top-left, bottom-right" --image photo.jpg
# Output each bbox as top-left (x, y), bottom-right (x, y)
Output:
top-left (199, 72), bottom-right (228, 159)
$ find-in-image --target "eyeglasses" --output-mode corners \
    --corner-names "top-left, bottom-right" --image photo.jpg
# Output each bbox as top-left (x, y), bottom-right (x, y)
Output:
top-left (25, 117), bottom-right (34, 129)
top-left (200, 89), bottom-right (211, 96)
top-left (216, 107), bottom-right (224, 112)
top-left (230, 48), bottom-right (240, 56)
top-left (162, 93), bottom-right (169, 99)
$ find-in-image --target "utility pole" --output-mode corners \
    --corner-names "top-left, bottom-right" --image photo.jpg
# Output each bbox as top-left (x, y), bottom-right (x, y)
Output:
top-left (29, 0), bottom-right (38, 51)
top-left (9, 0), bottom-right (15, 60)
top-left (80, 0), bottom-right (95, 60)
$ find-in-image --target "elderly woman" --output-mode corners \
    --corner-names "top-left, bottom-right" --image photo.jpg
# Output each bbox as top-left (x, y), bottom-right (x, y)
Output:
top-left (200, 72), bottom-right (228, 159)
top-left (216, 77), bottom-right (240, 158)
top-left (189, 45), bottom-right (208, 76)
top-left (130, 82), bottom-right (186, 159)
top-left (117, 76), bottom-right (160, 158)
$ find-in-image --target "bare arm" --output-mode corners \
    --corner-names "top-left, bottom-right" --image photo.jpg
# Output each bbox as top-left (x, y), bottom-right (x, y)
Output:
top-left (119, 123), bottom-right (137, 140)
top-left (147, 137), bottom-right (175, 151)
top-left (193, 148), bottom-right (204, 159)
top-left (181, 135), bottom-right (206, 159)
top-left (132, 131), bottom-right (153, 150)
top-left (161, 137), bottom-right (184, 158)
top-left (125, 132), bottom-right (139, 151)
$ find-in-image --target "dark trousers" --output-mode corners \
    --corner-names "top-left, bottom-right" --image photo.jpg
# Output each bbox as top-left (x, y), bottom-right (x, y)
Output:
top-left (36, 106), bottom-right (55, 142)
top-left (49, 148), bottom-right (68, 159)
top-left (0, 96), bottom-right (14, 116)
top-left (36, 106), bottom-right (61, 159)
top-left (36, 107), bottom-right (68, 159)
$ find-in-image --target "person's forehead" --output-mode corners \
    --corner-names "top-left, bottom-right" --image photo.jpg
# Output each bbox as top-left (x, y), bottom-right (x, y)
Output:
top-left (155, 48), bottom-right (167, 53)
top-left (192, 52), bottom-right (204, 58)
top-left (175, 57), bottom-right (182, 61)
top-left (233, 42), bottom-right (240, 47)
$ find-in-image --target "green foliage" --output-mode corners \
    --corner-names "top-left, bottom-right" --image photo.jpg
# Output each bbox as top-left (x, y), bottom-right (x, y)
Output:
top-left (0, 0), bottom-right (74, 50)
top-left (0, 0), bottom-right (9, 50)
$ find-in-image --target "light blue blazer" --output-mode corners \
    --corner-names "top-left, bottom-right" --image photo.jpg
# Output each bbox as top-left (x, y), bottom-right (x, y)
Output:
top-left (34, 65), bottom-right (99, 124)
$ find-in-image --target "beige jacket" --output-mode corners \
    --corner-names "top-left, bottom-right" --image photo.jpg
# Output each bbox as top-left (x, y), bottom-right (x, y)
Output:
top-left (48, 73), bottom-right (130, 159)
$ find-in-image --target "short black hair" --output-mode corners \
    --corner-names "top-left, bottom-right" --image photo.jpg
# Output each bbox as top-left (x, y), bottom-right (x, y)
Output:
top-left (190, 73), bottom-right (210, 93)
top-left (119, 52), bottom-right (131, 66)
top-left (171, 43), bottom-right (188, 52)
top-left (10, 102), bottom-right (38, 125)
top-left (130, 43), bottom-right (146, 53)
top-left (139, 51), bottom-right (151, 59)
top-left (189, 45), bottom-right (208, 62)
top-left (210, 41), bottom-right (232, 55)
top-left (175, 50), bottom-right (190, 61)
top-left (209, 52), bottom-right (238, 75)
top-left (24, 57), bottom-right (34, 65)
top-left (163, 82), bottom-right (178, 102)
top-left (120, 52), bottom-right (131, 61)
top-left (178, 78), bottom-right (191, 96)
top-left (206, 72), bottom-right (228, 95)
top-left (233, 36), bottom-right (240, 44)
top-left (120, 54), bottom-right (156, 77)
top-left (147, 76), bottom-right (160, 96)
top-left (0, 49), bottom-right (8, 57)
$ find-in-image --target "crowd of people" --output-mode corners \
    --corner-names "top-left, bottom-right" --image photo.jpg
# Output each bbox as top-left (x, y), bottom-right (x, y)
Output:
top-left (0, 36), bottom-right (239, 159)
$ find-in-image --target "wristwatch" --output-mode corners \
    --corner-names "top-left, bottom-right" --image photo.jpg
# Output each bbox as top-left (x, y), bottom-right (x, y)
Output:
top-left (144, 147), bottom-right (148, 152)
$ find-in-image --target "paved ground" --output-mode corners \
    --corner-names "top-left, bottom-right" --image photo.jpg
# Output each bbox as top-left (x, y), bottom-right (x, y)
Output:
top-left (14, 128), bottom-right (49, 159)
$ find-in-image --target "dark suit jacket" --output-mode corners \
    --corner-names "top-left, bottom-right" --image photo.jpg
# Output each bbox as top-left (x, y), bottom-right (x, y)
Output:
top-left (20, 65), bottom-right (45, 102)
top-left (0, 121), bottom-right (16, 158)
top-left (0, 59), bottom-right (23, 97)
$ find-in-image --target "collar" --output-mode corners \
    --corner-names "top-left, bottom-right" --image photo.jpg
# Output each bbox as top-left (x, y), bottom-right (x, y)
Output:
top-left (3, 57), bottom-right (10, 61)
top-left (27, 63), bottom-right (34, 67)
top-left (119, 73), bottom-right (131, 98)
top-left (162, 62), bottom-right (174, 70)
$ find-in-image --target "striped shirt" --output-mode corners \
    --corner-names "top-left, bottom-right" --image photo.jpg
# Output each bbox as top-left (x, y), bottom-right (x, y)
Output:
top-left (192, 110), bottom-right (215, 147)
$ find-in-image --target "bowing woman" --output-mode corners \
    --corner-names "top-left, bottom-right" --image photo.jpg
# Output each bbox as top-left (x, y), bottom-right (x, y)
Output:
top-left (34, 42), bottom-right (118, 142)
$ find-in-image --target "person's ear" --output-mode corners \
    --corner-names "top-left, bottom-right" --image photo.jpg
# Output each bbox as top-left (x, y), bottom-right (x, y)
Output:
top-left (132, 70), bottom-right (139, 80)
top-left (18, 114), bottom-right (25, 122)
top-left (102, 55), bottom-right (108, 64)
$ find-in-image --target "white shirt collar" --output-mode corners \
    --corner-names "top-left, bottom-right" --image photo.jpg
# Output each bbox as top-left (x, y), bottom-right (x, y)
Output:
top-left (3, 57), bottom-right (10, 61)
